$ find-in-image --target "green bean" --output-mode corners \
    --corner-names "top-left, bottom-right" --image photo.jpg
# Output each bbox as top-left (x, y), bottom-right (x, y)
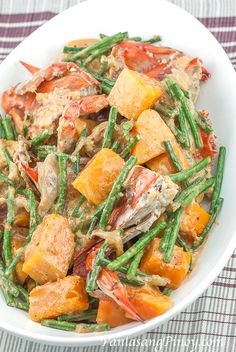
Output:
top-left (1, 115), bottom-right (14, 140)
top-left (3, 186), bottom-right (15, 265)
top-left (168, 156), bottom-right (210, 183)
top-left (41, 319), bottom-right (76, 331)
top-left (196, 112), bottom-right (213, 134)
top-left (193, 197), bottom-right (223, 250)
top-left (86, 242), bottom-right (107, 292)
top-left (10, 118), bottom-right (18, 140)
top-left (163, 208), bottom-right (183, 263)
top-left (76, 323), bottom-right (110, 333)
top-left (2, 146), bottom-right (13, 166)
top-left (159, 220), bottom-right (174, 253)
top-left (162, 287), bottom-right (172, 296)
top-left (173, 175), bottom-right (207, 211)
top-left (32, 145), bottom-right (56, 153)
top-left (119, 276), bottom-right (144, 286)
top-left (121, 121), bottom-right (134, 141)
top-left (57, 309), bottom-right (97, 322)
top-left (177, 235), bottom-right (190, 252)
top-left (166, 78), bottom-right (202, 148)
top-left (180, 88), bottom-right (190, 99)
top-left (55, 155), bottom-right (67, 215)
top-left (22, 125), bottom-right (28, 138)
top-left (0, 118), bottom-right (6, 139)
top-left (107, 221), bottom-right (166, 271)
top-left (101, 84), bottom-right (112, 95)
top-left (127, 248), bottom-right (145, 278)
top-left (177, 109), bottom-right (190, 148)
top-left (29, 129), bottom-right (53, 147)
top-left (72, 195), bottom-right (86, 217)
top-left (99, 257), bottom-right (156, 281)
top-left (0, 260), bottom-right (18, 297)
top-left (4, 189), bottom-right (37, 278)
top-left (209, 146), bottom-right (226, 214)
top-left (74, 151), bottom-right (80, 175)
top-left (87, 216), bottom-right (98, 235)
top-left (65, 32), bottom-right (128, 62)
top-left (111, 140), bottom-right (121, 153)
top-left (120, 135), bottom-right (140, 159)
top-left (99, 156), bottom-right (137, 229)
top-left (143, 35), bottom-right (161, 43)
top-left (75, 206), bottom-right (89, 232)
top-left (102, 106), bottom-right (118, 148)
top-left (155, 103), bottom-right (179, 119)
top-left (181, 177), bottom-right (215, 208)
top-left (63, 46), bottom-right (85, 53)
top-left (0, 171), bottom-right (15, 187)
top-left (164, 140), bottom-right (182, 172)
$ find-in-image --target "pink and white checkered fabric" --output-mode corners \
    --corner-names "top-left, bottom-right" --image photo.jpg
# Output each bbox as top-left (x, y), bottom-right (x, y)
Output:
top-left (0, 1), bottom-right (235, 351)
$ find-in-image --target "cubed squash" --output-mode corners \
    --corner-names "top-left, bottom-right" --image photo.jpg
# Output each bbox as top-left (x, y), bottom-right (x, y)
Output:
top-left (132, 109), bottom-right (190, 165)
top-left (23, 214), bottom-right (75, 284)
top-left (11, 235), bottom-right (28, 285)
top-left (140, 238), bottom-right (191, 288)
top-left (146, 153), bottom-right (176, 174)
top-left (180, 202), bottom-right (210, 240)
top-left (125, 285), bottom-right (172, 320)
top-left (29, 275), bottom-right (88, 322)
top-left (147, 149), bottom-right (190, 174)
top-left (72, 148), bottom-right (124, 205)
top-left (96, 298), bottom-right (131, 327)
top-left (108, 68), bottom-right (162, 120)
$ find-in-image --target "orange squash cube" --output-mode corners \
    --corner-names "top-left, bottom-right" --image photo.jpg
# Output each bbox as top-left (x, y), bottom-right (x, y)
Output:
top-left (29, 275), bottom-right (88, 322)
top-left (146, 153), bottom-right (176, 174)
top-left (108, 68), bottom-right (162, 120)
top-left (132, 109), bottom-right (190, 165)
top-left (125, 285), bottom-right (172, 320)
top-left (140, 238), bottom-right (191, 288)
top-left (72, 148), bottom-right (124, 205)
top-left (11, 235), bottom-right (28, 285)
top-left (23, 214), bottom-right (75, 284)
top-left (180, 202), bottom-right (210, 240)
top-left (96, 298), bottom-right (131, 327)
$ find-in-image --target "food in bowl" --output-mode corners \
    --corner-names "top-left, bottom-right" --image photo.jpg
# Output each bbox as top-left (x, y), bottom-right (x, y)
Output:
top-left (0, 32), bottom-right (225, 333)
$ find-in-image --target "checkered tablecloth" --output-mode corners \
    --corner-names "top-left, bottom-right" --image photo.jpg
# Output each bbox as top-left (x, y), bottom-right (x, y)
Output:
top-left (0, 1), bottom-right (235, 351)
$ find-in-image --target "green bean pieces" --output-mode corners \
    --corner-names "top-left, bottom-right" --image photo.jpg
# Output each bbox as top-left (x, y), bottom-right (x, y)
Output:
top-left (86, 242), bottom-right (107, 293)
top-left (121, 121), bottom-right (134, 141)
top-left (181, 177), bottom-right (215, 208)
top-left (0, 171), bottom-right (15, 187)
top-left (120, 135), bottom-right (140, 159)
top-left (3, 186), bottom-right (15, 265)
top-left (41, 319), bottom-right (76, 331)
top-left (111, 140), bottom-right (121, 153)
top-left (29, 129), bottom-right (53, 147)
top-left (196, 112), bottom-right (213, 134)
top-left (65, 32), bottom-right (128, 63)
top-left (107, 221), bottom-right (166, 271)
top-left (99, 156), bottom-right (137, 230)
top-left (102, 106), bottom-right (118, 148)
top-left (177, 109), bottom-right (190, 148)
top-left (72, 195), bottom-right (86, 217)
top-left (56, 154), bottom-right (67, 215)
top-left (209, 146), bottom-right (226, 214)
top-left (57, 309), bottom-right (97, 322)
top-left (163, 208), bottom-right (183, 263)
top-left (169, 156), bottom-right (210, 183)
top-left (127, 248), bottom-right (145, 278)
top-left (164, 140), bottom-right (182, 172)
top-left (0, 118), bottom-right (6, 139)
top-left (166, 78), bottom-right (202, 148)
top-left (1, 115), bottom-right (15, 140)
top-left (193, 197), bottom-right (223, 250)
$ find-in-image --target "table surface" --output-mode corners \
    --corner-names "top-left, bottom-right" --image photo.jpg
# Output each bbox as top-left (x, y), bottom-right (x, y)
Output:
top-left (0, 0), bottom-right (235, 351)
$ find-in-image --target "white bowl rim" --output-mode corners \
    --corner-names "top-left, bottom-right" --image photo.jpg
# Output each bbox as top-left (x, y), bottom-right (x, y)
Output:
top-left (0, 0), bottom-right (235, 346)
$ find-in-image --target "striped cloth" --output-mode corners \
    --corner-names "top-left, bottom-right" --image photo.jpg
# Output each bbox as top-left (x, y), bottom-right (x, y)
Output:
top-left (0, 1), bottom-right (235, 351)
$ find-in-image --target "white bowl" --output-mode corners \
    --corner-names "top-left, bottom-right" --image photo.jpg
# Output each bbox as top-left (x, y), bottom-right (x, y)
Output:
top-left (0, 0), bottom-right (236, 346)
